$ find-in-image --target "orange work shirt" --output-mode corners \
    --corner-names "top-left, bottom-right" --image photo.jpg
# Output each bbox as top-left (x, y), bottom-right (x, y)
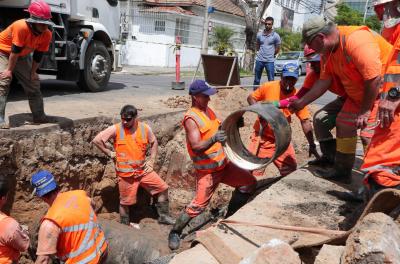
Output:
top-left (0, 19), bottom-right (52, 56)
top-left (320, 26), bottom-right (391, 104)
top-left (251, 80), bottom-right (310, 139)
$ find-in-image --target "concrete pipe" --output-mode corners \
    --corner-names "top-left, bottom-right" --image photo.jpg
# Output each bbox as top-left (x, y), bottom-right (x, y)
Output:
top-left (99, 219), bottom-right (161, 264)
top-left (221, 102), bottom-right (291, 171)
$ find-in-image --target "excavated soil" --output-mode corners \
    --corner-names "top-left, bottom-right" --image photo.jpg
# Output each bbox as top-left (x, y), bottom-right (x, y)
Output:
top-left (4, 86), bottom-right (319, 263)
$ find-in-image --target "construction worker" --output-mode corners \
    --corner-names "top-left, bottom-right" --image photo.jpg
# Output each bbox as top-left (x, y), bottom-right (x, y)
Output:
top-left (92, 104), bottom-right (175, 226)
top-left (168, 80), bottom-right (257, 250)
top-left (277, 45), bottom-right (346, 166)
top-left (0, 0), bottom-right (53, 128)
top-left (247, 63), bottom-right (318, 178)
top-left (362, 0), bottom-right (400, 198)
top-left (31, 170), bottom-right (108, 264)
top-left (0, 177), bottom-right (30, 264)
top-left (289, 16), bottom-right (392, 184)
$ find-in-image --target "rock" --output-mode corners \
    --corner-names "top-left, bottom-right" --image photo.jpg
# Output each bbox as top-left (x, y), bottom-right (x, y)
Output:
top-left (315, 245), bottom-right (344, 264)
top-left (342, 212), bottom-right (400, 264)
top-left (239, 239), bottom-right (301, 264)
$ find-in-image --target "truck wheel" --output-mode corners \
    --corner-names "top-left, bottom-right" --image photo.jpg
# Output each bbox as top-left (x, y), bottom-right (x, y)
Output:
top-left (78, 40), bottom-right (111, 92)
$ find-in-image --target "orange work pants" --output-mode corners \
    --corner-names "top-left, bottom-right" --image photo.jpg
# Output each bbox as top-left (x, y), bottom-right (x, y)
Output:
top-left (336, 98), bottom-right (379, 139)
top-left (248, 132), bottom-right (297, 177)
top-left (185, 162), bottom-right (256, 217)
top-left (362, 110), bottom-right (400, 188)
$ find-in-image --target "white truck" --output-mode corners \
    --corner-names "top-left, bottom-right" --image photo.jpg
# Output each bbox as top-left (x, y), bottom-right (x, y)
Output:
top-left (0, 0), bottom-right (122, 92)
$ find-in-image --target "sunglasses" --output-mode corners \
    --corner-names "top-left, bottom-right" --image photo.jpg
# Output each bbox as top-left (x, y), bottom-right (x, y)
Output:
top-left (121, 116), bottom-right (134, 122)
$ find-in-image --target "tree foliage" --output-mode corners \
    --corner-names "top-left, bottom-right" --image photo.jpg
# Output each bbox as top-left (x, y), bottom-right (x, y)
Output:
top-left (335, 3), bottom-right (382, 32)
top-left (210, 26), bottom-right (235, 55)
top-left (275, 29), bottom-right (302, 52)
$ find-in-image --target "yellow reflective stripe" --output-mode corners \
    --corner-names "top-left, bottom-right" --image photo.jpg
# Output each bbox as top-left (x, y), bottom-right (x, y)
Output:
top-left (194, 159), bottom-right (225, 170)
top-left (188, 110), bottom-right (205, 127)
top-left (119, 123), bottom-right (125, 140)
top-left (118, 160), bottom-right (144, 165)
top-left (362, 165), bottom-right (400, 175)
top-left (75, 236), bottom-right (106, 264)
top-left (384, 73), bottom-right (400, 83)
top-left (61, 212), bottom-right (99, 260)
top-left (336, 137), bottom-right (357, 154)
top-left (192, 148), bottom-right (224, 162)
top-left (139, 122), bottom-right (146, 141)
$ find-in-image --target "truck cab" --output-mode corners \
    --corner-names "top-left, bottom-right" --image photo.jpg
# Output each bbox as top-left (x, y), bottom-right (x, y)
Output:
top-left (0, 0), bottom-right (122, 92)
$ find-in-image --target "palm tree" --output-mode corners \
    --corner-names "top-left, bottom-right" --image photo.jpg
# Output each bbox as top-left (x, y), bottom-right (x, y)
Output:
top-left (211, 26), bottom-right (235, 56)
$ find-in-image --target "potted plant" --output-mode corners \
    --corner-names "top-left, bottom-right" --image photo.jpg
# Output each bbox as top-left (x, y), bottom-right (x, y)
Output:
top-left (211, 26), bottom-right (235, 56)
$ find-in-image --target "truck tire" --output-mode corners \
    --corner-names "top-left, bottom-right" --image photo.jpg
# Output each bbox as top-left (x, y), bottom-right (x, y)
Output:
top-left (78, 40), bottom-right (111, 92)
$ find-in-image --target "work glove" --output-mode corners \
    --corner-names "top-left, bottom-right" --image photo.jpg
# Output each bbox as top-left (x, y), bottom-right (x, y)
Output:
top-left (109, 151), bottom-right (116, 159)
top-left (237, 116), bottom-right (245, 128)
top-left (211, 130), bottom-right (227, 144)
top-left (144, 159), bottom-right (155, 174)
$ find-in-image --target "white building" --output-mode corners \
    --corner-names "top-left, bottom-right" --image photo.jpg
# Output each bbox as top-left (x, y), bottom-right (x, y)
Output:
top-left (120, 0), bottom-right (246, 67)
top-left (120, 0), bottom-right (314, 67)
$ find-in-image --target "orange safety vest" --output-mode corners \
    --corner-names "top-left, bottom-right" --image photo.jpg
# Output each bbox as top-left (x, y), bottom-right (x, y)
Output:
top-left (183, 107), bottom-right (227, 173)
top-left (382, 25), bottom-right (400, 93)
top-left (43, 190), bottom-right (107, 264)
top-left (324, 26), bottom-right (391, 103)
top-left (0, 214), bottom-right (19, 264)
top-left (361, 24), bottom-right (400, 188)
top-left (114, 121), bottom-right (149, 177)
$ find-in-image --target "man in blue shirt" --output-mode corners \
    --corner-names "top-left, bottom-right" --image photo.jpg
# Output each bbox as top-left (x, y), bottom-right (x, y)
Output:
top-left (254, 17), bottom-right (281, 86)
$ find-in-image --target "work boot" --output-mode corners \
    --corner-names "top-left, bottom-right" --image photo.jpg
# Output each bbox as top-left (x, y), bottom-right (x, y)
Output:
top-left (226, 189), bottom-right (252, 217)
top-left (155, 201), bottom-right (176, 225)
top-left (168, 212), bottom-right (192, 250)
top-left (29, 96), bottom-right (49, 124)
top-left (316, 152), bottom-right (355, 184)
top-left (0, 96), bottom-right (9, 129)
top-left (308, 139), bottom-right (335, 166)
top-left (120, 215), bottom-right (130, 225)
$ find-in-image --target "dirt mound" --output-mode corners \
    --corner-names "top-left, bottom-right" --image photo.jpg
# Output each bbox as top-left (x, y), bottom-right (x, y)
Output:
top-left (161, 96), bottom-right (191, 109)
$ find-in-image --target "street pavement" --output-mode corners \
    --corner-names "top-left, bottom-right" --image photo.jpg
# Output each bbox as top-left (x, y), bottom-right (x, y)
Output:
top-left (5, 70), bottom-right (335, 127)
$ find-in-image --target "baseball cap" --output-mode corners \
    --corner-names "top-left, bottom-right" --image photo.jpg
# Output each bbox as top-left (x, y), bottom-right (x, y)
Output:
top-left (282, 63), bottom-right (299, 79)
top-left (302, 16), bottom-right (327, 43)
top-left (189, 80), bottom-right (217, 96)
top-left (31, 170), bottom-right (57, 197)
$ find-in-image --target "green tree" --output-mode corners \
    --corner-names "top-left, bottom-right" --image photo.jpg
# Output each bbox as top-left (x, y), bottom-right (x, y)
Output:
top-left (335, 3), bottom-right (381, 32)
top-left (275, 29), bottom-right (302, 52)
top-left (210, 26), bottom-right (235, 55)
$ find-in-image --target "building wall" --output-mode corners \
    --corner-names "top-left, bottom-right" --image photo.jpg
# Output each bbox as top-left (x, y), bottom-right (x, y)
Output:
top-left (120, 2), bottom-right (246, 67)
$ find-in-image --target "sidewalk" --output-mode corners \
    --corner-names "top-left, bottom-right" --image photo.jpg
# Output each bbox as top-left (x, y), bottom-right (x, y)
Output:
top-left (117, 65), bottom-right (200, 75)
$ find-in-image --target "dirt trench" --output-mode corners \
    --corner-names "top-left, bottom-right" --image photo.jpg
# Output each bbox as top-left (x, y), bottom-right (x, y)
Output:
top-left (1, 87), bottom-right (315, 263)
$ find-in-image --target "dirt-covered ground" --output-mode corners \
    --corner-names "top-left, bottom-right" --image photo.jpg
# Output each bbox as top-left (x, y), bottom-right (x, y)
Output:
top-left (6, 85), bottom-right (322, 263)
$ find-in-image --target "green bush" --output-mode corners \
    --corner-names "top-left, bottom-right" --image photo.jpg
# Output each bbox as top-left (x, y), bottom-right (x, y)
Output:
top-left (335, 3), bottom-right (382, 32)
top-left (275, 29), bottom-right (302, 52)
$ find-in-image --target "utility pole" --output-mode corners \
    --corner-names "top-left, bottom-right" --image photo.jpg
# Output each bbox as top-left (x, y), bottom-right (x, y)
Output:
top-left (201, 0), bottom-right (211, 54)
top-left (363, 0), bottom-right (370, 23)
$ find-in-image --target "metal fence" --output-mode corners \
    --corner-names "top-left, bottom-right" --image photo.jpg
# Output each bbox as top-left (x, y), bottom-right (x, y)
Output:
top-left (120, 3), bottom-right (246, 51)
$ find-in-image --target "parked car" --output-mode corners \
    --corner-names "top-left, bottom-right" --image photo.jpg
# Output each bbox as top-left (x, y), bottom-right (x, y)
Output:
top-left (274, 51), bottom-right (307, 76)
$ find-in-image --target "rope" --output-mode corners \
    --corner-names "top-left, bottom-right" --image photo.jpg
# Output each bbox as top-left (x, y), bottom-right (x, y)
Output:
top-left (220, 219), bottom-right (347, 237)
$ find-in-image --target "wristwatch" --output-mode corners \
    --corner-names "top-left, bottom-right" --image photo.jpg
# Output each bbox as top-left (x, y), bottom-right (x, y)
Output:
top-left (388, 87), bottom-right (400, 100)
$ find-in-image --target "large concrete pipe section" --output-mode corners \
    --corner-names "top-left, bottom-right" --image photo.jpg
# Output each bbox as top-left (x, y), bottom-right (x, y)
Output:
top-left (221, 102), bottom-right (291, 170)
top-left (99, 219), bottom-right (161, 264)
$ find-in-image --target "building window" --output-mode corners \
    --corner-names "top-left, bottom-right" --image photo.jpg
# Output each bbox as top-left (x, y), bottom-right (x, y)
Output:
top-left (155, 20), bottom-right (165, 32)
top-left (175, 18), bottom-right (190, 44)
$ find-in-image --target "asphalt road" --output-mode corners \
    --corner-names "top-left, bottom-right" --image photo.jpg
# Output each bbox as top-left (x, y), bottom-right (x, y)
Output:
top-left (5, 72), bottom-right (335, 125)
